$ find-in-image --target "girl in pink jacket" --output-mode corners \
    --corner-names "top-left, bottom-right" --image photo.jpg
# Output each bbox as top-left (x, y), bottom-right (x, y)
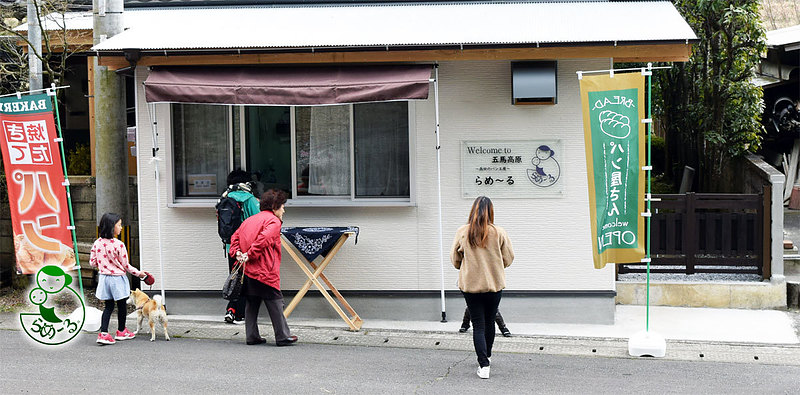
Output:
top-left (90, 213), bottom-right (147, 345)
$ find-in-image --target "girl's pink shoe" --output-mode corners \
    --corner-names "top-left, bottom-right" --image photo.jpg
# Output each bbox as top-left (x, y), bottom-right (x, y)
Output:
top-left (114, 328), bottom-right (136, 340)
top-left (96, 332), bottom-right (116, 345)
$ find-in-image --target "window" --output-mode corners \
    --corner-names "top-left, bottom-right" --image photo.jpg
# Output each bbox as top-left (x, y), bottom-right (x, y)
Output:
top-left (170, 102), bottom-right (412, 204)
top-left (354, 102), bottom-right (410, 197)
top-left (172, 104), bottom-right (230, 198)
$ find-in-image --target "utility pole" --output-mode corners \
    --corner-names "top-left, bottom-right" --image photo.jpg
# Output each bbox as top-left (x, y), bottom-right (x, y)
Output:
top-left (27, 0), bottom-right (42, 90)
top-left (93, 0), bottom-right (128, 222)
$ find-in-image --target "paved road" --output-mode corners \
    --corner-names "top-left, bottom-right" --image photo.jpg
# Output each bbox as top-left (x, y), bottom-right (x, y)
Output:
top-left (1, 329), bottom-right (798, 394)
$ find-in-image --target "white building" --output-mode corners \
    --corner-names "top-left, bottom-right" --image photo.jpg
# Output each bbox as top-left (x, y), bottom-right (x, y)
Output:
top-left (88, 1), bottom-right (696, 324)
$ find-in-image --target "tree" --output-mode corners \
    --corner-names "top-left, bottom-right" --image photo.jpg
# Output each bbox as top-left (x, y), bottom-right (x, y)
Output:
top-left (0, 0), bottom-right (90, 95)
top-left (654, 0), bottom-right (766, 191)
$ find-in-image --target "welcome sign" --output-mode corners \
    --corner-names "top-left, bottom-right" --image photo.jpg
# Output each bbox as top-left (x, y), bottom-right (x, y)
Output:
top-left (579, 73), bottom-right (646, 269)
top-left (0, 93), bottom-right (75, 275)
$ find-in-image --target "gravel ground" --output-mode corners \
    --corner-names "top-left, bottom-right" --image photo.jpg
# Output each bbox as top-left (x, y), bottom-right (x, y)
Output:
top-left (618, 272), bottom-right (763, 282)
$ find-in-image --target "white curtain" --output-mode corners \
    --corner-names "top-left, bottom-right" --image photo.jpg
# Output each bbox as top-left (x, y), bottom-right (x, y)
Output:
top-left (308, 106), bottom-right (350, 195)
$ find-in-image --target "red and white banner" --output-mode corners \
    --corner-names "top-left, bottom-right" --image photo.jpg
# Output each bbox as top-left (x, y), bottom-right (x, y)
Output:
top-left (0, 93), bottom-right (74, 274)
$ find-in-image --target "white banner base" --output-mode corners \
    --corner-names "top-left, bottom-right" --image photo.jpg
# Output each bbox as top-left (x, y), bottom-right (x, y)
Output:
top-left (628, 329), bottom-right (666, 358)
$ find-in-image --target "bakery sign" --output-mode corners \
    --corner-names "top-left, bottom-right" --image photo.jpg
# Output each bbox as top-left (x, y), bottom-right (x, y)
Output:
top-left (461, 140), bottom-right (564, 198)
top-left (0, 93), bottom-right (75, 275)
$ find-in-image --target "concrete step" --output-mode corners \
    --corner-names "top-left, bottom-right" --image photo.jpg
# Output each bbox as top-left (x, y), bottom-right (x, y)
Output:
top-left (616, 281), bottom-right (786, 309)
top-left (788, 275), bottom-right (800, 308)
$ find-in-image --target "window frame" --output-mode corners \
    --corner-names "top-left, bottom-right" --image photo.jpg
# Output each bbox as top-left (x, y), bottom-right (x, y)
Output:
top-left (167, 102), bottom-right (417, 207)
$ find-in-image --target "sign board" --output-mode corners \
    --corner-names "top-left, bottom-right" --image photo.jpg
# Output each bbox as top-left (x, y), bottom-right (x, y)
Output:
top-left (187, 173), bottom-right (218, 195)
top-left (461, 140), bottom-right (564, 198)
top-left (0, 93), bottom-right (74, 274)
top-left (579, 72), bottom-right (646, 269)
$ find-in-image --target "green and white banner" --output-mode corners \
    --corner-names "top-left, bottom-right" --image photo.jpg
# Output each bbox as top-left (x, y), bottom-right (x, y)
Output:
top-left (579, 73), bottom-right (646, 269)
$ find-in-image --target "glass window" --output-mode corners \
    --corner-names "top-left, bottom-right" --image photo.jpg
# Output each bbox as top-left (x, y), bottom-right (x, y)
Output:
top-left (172, 104), bottom-right (230, 197)
top-left (354, 102), bottom-right (410, 197)
top-left (245, 106), bottom-right (292, 198)
top-left (295, 105), bottom-right (351, 197)
top-left (171, 102), bottom-right (411, 203)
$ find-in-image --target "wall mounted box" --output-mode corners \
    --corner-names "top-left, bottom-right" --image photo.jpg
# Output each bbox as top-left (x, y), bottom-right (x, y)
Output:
top-left (512, 61), bottom-right (557, 105)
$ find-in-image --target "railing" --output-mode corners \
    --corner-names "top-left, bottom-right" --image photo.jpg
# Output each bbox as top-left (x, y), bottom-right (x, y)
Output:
top-left (618, 193), bottom-right (765, 276)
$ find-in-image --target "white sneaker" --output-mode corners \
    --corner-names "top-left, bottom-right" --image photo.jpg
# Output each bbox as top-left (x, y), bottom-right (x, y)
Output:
top-left (477, 366), bottom-right (490, 379)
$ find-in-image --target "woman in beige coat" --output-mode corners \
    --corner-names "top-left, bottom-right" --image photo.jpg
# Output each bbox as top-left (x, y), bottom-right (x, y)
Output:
top-left (451, 196), bottom-right (514, 379)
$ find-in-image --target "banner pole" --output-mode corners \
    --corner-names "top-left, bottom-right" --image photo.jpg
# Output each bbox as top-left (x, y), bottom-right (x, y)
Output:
top-left (645, 65), bottom-right (653, 332)
top-left (48, 84), bottom-right (84, 300)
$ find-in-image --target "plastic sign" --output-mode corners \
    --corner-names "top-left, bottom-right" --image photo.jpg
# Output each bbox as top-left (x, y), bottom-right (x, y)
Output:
top-left (461, 140), bottom-right (564, 198)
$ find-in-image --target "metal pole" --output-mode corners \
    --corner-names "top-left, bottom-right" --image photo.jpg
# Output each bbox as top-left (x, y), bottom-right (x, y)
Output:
top-left (48, 85), bottom-right (84, 299)
top-left (148, 102), bottom-right (167, 304)
top-left (434, 65), bottom-right (446, 322)
top-left (27, 0), bottom-right (42, 91)
top-left (645, 63), bottom-right (653, 332)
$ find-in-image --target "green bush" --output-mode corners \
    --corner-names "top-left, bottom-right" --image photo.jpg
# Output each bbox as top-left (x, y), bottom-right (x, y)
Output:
top-left (650, 174), bottom-right (676, 194)
top-left (66, 143), bottom-right (91, 175)
top-left (650, 135), bottom-right (665, 175)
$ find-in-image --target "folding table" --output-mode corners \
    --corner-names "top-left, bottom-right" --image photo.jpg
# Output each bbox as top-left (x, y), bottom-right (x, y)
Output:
top-left (281, 227), bottom-right (362, 331)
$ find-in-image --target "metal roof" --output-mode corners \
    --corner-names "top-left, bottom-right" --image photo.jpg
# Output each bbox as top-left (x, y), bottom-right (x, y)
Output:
top-left (767, 24), bottom-right (800, 49)
top-left (21, 2), bottom-right (698, 51)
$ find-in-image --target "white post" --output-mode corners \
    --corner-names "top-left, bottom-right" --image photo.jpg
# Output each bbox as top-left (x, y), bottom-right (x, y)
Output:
top-left (434, 65), bottom-right (446, 322)
top-left (148, 102), bottom-right (167, 304)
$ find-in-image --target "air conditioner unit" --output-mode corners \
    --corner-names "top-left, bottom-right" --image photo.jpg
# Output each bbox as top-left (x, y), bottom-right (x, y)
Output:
top-left (511, 61), bottom-right (557, 105)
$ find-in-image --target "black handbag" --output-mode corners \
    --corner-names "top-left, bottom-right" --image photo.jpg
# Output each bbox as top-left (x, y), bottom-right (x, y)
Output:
top-left (222, 260), bottom-right (245, 301)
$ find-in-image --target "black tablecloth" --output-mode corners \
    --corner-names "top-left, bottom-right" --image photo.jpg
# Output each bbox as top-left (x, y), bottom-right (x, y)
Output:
top-left (281, 226), bottom-right (359, 262)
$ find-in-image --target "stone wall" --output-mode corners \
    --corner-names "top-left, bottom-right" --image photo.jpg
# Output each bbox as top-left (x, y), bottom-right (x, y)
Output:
top-left (0, 176), bottom-right (139, 286)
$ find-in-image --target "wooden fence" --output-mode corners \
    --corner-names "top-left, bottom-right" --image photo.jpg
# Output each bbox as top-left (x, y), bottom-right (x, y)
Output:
top-left (618, 192), bottom-right (767, 277)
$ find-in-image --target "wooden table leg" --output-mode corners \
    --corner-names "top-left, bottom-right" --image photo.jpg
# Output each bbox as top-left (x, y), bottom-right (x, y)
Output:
top-left (281, 234), bottom-right (362, 330)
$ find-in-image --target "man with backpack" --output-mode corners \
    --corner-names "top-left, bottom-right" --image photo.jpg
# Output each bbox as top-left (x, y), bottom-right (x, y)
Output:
top-left (217, 169), bottom-right (260, 324)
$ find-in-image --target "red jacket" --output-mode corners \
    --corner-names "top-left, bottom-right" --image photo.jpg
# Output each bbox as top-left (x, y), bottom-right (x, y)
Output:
top-left (229, 210), bottom-right (282, 291)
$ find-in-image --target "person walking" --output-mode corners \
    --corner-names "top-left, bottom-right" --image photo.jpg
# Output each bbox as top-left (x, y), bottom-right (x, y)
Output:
top-left (459, 308), bottom-right (511, 337)
top-left (90, 212), bottom-right (149, 345)
top-left (218, 169), bottom-right (260, 324)
top-left (451, 196), bottom-right (514, 379)
top-left (229, 189), bottom-right (298, 347)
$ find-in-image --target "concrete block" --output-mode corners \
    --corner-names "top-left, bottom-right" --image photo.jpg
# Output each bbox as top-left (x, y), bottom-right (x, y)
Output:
top-left (72, 202), bottom-right (95, 221)
top-left (70, 184), bottom-right (97, 203)
top-left (0, 219), bottom-right (12, 236)
top-left (788, 282), bottom-right (800, 308)
top-left (730, 282), bottom-right (785, 308)
top-left (0, 236), bottom-right (13, 252)
top-left (616, 281), bottom-right (786, 309)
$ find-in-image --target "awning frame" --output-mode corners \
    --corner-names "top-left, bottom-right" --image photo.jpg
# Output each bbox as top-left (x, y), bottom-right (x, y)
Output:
top-left (142, 64), bottom-right (434, 106)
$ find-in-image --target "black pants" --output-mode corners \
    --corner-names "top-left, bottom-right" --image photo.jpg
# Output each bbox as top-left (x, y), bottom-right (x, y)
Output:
top-left (244, 295), bottom-right (291, 344)
top-left (462, 308), bottom-right (507, 330)
top-left (462, 291), bottom-right (502, 368)
top-left (100, 298), bottom-right (128, 333)
top-left (226, 255), bottom-right (246, 319)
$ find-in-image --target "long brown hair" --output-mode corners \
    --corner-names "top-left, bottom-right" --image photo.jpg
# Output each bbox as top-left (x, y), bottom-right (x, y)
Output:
top-left (467, 196), bottom-right (494, 248)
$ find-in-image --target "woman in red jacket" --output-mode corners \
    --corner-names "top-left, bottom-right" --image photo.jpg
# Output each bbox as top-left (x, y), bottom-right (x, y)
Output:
top-left (229, 189), bottom-right (298, 346)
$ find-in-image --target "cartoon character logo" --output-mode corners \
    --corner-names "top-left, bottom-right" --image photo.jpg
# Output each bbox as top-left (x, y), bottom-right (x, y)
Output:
top-left (20, 265), bottom-right (85, 345)
top-left (527, 145), bottom-right (561, 187)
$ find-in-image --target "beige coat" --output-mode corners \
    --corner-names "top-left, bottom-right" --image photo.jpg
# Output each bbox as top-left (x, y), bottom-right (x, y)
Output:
top-left (451, 224), bottom-right (514, 293)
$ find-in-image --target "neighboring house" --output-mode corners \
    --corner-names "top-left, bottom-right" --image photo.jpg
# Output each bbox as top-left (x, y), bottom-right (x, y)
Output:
top-left (756, 24), bottom-right (800, 168)
top-left (20, 1), bottom-right (698, 324)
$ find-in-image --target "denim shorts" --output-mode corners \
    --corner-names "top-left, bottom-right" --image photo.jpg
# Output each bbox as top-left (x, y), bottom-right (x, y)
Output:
top-left (96, 274), bottom-right (131, 301)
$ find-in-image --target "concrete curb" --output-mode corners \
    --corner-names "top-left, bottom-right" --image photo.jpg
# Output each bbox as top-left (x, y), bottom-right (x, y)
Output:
top-left (3, 312), bottom-right (800, 366)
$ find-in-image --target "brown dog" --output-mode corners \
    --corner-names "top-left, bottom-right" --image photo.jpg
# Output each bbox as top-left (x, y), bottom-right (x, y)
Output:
top-left (129, 289), bottom-right (170, 341)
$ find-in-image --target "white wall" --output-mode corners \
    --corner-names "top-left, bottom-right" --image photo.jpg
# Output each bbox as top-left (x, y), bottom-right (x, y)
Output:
top-left (134, 58), bottom-right (614, 292)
